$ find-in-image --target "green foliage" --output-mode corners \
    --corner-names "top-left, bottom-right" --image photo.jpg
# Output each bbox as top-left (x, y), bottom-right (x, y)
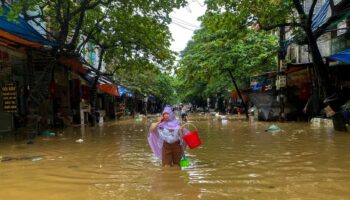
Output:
top-left (6, 0), bottom-right (185, 61)
top-left (112, 63), bottom-right (178, 104)
top-left (6, 0), bottom-right (187, 103)
top-left (177, 22), bottom-right (278, 103)
top-left (75, 0), bottom-right (187, 102)
top-left (203, 0), bottom-right (343, 99)
top-left (204, 0), bottom-right (295, 31)
top-left (153, 73), bottom-right (178, 104)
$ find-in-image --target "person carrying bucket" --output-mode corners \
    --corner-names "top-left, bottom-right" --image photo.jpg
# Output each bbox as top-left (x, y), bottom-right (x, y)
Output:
top-left (148, 106), bottom-right (202, 168)
top-left (148, 106), bottom-right (187, 167)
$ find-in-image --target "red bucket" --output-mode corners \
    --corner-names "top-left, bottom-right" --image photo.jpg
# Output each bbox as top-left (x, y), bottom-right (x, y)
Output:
top-left (182, 123), bottom-right (201, 149)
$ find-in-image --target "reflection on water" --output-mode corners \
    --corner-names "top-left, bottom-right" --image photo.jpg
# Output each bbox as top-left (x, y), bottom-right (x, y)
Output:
top-left (1, 116), bottom-right (350, 199)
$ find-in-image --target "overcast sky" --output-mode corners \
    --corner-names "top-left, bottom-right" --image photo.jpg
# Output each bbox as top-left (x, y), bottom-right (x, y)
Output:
top-left (169, 0), bottom-right (206, 54)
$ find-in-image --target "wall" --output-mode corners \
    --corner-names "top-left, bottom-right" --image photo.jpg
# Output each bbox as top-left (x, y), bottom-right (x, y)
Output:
top-left (0, 46), bottom-right (27, 132)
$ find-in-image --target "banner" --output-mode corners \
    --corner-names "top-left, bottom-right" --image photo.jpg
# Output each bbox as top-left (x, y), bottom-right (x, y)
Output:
top-left (1, 82), bottom-right (17, 113)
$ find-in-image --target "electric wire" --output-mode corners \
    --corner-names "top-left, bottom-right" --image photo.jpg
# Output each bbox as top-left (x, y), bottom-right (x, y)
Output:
top-left (171, 21), bottom-right (196, 31)
top-left (172, 16), bottom-right (200, 28)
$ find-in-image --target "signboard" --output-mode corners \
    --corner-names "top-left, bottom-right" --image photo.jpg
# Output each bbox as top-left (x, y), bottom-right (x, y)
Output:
top-left (276, 75), bottom-right (286, 89)
top-left (1, 82), bottom-right (17, 113)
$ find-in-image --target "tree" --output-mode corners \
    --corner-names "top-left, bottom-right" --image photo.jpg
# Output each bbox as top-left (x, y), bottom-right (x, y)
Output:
top-left (81, 0), bottom-right (187, 124)
top-left (4, 0), bottom-right (112, 55)
top-left (153, 73), bottom-right (178, 105)
top-left (205, 0), bottom-right (349, 130)
top-left (7, 0), bottom-right (187, 125)
top-left (176, 24), bottom-right (277, 111)
top-left (6, 0), bottom-right (186, 56)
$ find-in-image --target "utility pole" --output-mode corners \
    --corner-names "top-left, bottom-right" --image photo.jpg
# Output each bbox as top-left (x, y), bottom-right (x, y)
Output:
top-left (277, 26), bottom-right (287, 121)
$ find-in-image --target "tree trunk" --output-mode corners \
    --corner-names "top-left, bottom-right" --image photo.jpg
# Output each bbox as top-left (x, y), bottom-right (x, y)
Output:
top-left (303, 23), bottom-right (347, 131)
top-left (303, 25), bottom-right (330, 97)
top-left (278, 26), bottom-right (286, 121)
top-left (227, 69), bottom-right (249, 120)
top-left (132, 91), bottom-right (136, 118)
top-left (90, 48), bottom-right (105, 126)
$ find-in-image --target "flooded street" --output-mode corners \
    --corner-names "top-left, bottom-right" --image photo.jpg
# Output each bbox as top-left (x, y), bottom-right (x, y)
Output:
top-left (1, 116), bottom-right (350, 200)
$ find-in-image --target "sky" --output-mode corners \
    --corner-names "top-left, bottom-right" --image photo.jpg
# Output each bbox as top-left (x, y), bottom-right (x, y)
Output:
top-left (169, 0), bottom-right (206, 54)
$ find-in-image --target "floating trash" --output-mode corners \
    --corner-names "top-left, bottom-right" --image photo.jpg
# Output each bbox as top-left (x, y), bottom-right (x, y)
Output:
top-left (323, 119), bottom-right (334, 128)
top-left (75, 139), bottom-right (84, 143)
top-left (41, 130), bottom-right (56, 137)
top-left (310, 118), bottom-right (322, 127)
top-left (135, 118), bottom-right (142, 122)
top-left (32, 157), bottom-right (43, 162)
top-left (265, 124), bottom-right (282, 133)
top-left (1, 155), bottom-right (44, 162)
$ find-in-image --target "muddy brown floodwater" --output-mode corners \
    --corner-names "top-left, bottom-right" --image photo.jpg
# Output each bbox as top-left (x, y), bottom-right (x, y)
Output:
top-left (1, 115), bottom-right (350, 200)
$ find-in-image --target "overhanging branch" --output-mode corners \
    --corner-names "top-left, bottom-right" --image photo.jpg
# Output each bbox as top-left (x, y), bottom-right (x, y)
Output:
top-left (261, 22), bottom-right (301, 31)
top-left (293, 0), bottom-right (306, 16)
top-left (314, 8), bottom-right (350, 38)
top-left (308, 0), bottom-right (318, 26)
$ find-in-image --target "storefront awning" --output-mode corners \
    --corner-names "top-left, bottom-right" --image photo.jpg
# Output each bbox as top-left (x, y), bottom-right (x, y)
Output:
top-left (328, 49), bottom-right (350, 64)
top-left (0, 29), bottom-right (43, 47)
top-left (86, 70), bottom-right (119, 96)
top-left (59, 57), bottom-right (87, 74)
top-left (59, 55), bottom-right (119, 97)
top-left (118, 86), bottom-right (133, 97)
top-left (0, 6), bottom-right (56, 47)
top-left (97, 83), bottom-right (119, 97)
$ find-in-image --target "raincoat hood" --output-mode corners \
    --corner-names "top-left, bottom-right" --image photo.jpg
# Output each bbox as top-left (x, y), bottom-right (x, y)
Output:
top-left (159, 106), bottom-right (180, 129)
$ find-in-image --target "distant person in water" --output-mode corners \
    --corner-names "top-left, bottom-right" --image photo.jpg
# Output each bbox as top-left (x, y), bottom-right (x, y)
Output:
top-left (181, 106), bottom-right (187, 122)
top-left (148, 106), bottom-right (187, 167)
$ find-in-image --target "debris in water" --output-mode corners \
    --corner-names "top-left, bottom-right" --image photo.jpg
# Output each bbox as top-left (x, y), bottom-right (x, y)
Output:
top-left (32, 157), bottom-right (43, 161)
top-left (0, 155), bottom-right (44, 162)
top-left (41, 130), bottom-right (56, 137)
top-left (265, 124), bottom-right (282, 133)
top-left (75, 139), bottom-right (84, 143)
top-left (293, 130), bottom-right (305, 134)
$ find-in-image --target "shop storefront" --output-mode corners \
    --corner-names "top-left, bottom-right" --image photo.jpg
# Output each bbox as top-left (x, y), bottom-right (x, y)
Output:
top-left (0, 46), bottom-right (27, 132)
top-left (0, 6), bottom-right (56, 132)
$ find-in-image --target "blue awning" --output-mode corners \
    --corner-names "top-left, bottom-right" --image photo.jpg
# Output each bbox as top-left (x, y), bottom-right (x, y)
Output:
top-left (118, 86), bottom-right (133, 97)
top-left (328, 49), bottom-right (350, 64)
top-left (0, 6), bottom-right (56, 46)
top-left (311, 0), bottom-right (330, 31)
top-left (283, 0), bottom-right (330, 50)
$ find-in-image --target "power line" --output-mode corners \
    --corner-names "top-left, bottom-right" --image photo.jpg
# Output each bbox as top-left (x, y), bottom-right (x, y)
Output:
top-left (172, 19), bottom-right (199, 29)
top-left (171, 21), bottom-right (196, 31)
top-left (172, 16), bottom-right (200, 28)
top-left (185, 5), bottom-right (192, 13)
top-left (194, 0), bottom-right (206, 7)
